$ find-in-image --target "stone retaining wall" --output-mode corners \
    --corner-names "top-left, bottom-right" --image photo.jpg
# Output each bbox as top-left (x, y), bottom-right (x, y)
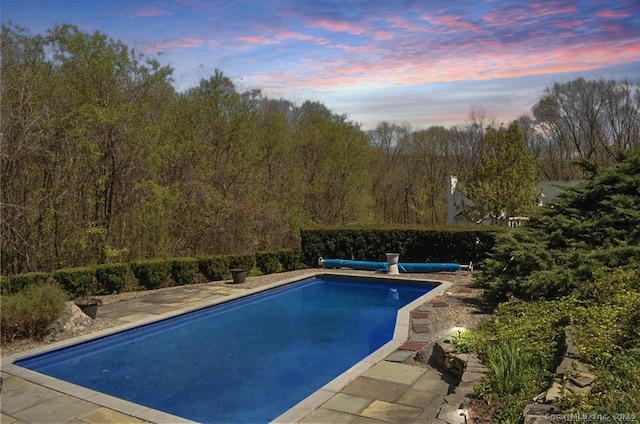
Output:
top-left (417, 338), bottom-right (489, 424)
top-left (420, 330), bottom-right (599, 424)
top-left (522, 330), bottom-right (597, 424)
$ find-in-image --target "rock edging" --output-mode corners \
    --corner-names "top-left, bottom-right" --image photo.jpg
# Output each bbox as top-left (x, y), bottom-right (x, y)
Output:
top-left (522, 330), bottom-right (598, 424)
top-left (417, 338), bottom-right (489, 424)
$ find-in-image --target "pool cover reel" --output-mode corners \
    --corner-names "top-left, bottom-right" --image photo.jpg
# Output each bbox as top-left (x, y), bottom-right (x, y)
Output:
top-left (318, 258), bottom-right (472, 273)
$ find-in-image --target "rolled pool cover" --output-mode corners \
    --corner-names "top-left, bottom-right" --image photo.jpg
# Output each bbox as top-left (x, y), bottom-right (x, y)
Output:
top-left (319, 258), bottom-right (463, 273)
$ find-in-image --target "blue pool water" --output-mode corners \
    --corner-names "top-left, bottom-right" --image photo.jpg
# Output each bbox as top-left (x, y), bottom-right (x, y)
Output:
top-left (16, 276), bottom-right (434, 423)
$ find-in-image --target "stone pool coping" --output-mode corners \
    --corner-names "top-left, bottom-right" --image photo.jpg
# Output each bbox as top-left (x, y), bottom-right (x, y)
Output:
top-left (1, 271), bottom-right (451, 424)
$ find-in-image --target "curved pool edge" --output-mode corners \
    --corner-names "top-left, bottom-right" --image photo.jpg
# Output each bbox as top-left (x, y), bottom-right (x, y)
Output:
top-left (1, 271), bottom-right (451, 424)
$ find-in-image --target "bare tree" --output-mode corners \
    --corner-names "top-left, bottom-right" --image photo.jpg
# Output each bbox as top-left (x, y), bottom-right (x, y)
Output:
top-left (532, 78), bottom-right (640, 177)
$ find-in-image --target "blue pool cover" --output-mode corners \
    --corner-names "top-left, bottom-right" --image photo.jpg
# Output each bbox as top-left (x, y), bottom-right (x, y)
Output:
top-left (15, 276), bottom-right (434, 423)
top-left (321, 258), bottom-right (462, 273)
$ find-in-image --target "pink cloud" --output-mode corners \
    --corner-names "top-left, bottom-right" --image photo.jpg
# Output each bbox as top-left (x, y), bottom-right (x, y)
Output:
top-left (529, 1), bottom-right (578, 17)
top-left (388, 16), bottom-right (425, 32)
top-left (425, 14), bottom-right (482, 33)
top-left (373, 31), bottom-right (394, 40)
top-left (483, 7), bottom-right (528, 27)
top-left (553, 19), bottom-right (585, 29)
top-left (236, 30), bottom-right (326, 46)
top-left (237, 34), bottom-right (278, 45)
top-left (250, 34), bottom-right (640, 93)
top-left (277, 30), bottom-right (316, 42)
top-left (129, 6), bottom-right (171, 18)
top-left (308, 19), bottom-right (368, 35)
top-left (596, 9), bottom-right (632, 18)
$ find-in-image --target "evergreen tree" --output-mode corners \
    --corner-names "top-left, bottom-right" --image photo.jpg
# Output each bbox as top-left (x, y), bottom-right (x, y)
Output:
top-left (478, 152), bottom-right (640, 303)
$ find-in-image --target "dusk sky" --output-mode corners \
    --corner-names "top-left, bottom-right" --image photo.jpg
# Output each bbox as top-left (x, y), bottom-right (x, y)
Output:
top-left (2, 0), bottom-right (639, 129)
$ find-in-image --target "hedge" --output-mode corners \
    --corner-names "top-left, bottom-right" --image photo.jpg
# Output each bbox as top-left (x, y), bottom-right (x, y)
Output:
top-left (1, 272), bottom-right (51, 295)
top-left (301, 226), bottom-right (498, 266)
top-left (198, 255), bottom-right (232, 281)
top-left (95, 263), bottom-right (129, 294)
top-left (130, 259), bottom-right (172, 290)
top-left (255, 249), bottom-right (302, 274)
top-left (0, 243), bottom-right (339, 298)
top-left (278, 248), bottom-right (302, 271)
top-left (171, 257), bottom-right (199, 285)
top-left (256, 251), bottom-right (281, 274)
top-left (228, 254), bottom-right (255, 272)
top-left (52, 267), bottom-right (96, 297)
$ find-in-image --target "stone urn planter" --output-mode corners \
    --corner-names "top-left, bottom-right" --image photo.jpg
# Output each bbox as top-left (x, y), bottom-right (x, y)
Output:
top-left (229, 268), bottom-right (247, 284)
top-left (74, 297), bottom-right (101, 319)
top-left (385, 253), bottom-right (400, 275)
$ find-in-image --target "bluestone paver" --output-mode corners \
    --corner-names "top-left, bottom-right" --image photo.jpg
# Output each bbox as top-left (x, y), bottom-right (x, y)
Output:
top-left (11, 394), bottom-right (98, 423)
top-left (322, 393), bottom-right (372, 414)
top-left (349, 415), bottom-right (389, 424)
top-left (1, 383), bottom-right (62, 414)
top-left (360, 400), bottom-right (423, 423)
top-left (412, 370), bottom-right (454, 395)
top-left (385, 351), bottom-right (413, 362)
top-left (397, 389), bottom-right (438, 408)
top-left (0, 412), bottom-right (22, 424)
top-left (78, 407), bottom-right (146, 423)
top-left (363, 361), bottom-right (425, 385)
top-left (342, 376), bottom-right (411, 403)
top-left (300, 407), bottom-right (357, 423)
top-left (409, 333), bottom-right (432, 343)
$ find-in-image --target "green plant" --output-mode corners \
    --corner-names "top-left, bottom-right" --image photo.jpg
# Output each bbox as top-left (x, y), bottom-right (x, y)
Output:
top-left (478, 154), bottom-right (640, 305)
top-left (1, 272), bottom-right (52, 295)
top-left (1, 283), bottom-right (68, 342)
top-left (228, 254), bottom-right (255, 271)
top-left (452, 329), bottom-right (482, 354)
top-left (301, 226), bottom-right (498, 267)
top-left (95, 263), bottom-right (129, 294)
top-left (483, 339), bottom-right (550, 422)
top-left (171, 257), bottom-right (199, 285)
top-left (557, 347), bottom-right (640, 416)
top-left (256, 251), bottom-right (281, 274)
top-left (198, 255), bottom-right (231, 281)
top-left (52, 267), bottom-right (96, 297)
top-left (486, 339), bottom-right (543, 396)
top-left (130, 259), bottom-right (172, 289)
top-left (278, 248), bottom-right (301, 271)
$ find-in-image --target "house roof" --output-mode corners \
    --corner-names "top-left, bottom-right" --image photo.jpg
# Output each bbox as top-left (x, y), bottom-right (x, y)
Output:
top-left (537, 180), bottom-right (583, 203)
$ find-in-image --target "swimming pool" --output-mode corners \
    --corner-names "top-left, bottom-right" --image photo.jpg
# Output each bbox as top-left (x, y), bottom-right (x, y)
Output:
top-left (9, 273), bottom-right (442, 423)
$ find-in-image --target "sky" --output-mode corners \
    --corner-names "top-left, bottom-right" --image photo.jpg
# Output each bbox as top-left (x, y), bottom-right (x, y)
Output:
top-left (2, 0), bottom-right (639, 130)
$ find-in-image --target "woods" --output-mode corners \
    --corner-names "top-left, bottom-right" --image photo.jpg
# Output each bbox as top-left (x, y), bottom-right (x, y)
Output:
top-left (2, 23), bottom-right (639, 275)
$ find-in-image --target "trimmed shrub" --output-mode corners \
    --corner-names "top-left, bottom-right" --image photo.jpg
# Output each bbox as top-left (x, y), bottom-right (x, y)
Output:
top-left (52, 267), bottom-right (96, 297)
top-left (279, 248), bottom-right (302, 271)
top-left (256, 251), bottom-right (281, 274)
top-left (301, 226), bottom-right (497, 266)
top-left (1, 283), bottom-right (68, 342)
top-left (198, 256), bottom-right (231, 281)
top-left (1, 272), bottom-right (51, 295)
top-left (130, 259), bottom-right (172, 290)
top-left (95, 263), bottom-right (129, 294)
top-left (228, 254), bottom-right (255, 271)
top-left (171, 257), bottom-right (199, 285)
